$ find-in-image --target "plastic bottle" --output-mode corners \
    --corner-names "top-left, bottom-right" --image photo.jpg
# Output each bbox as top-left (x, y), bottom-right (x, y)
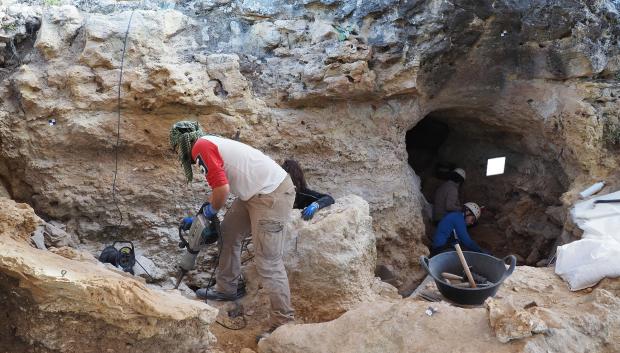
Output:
top-left (579, 181), bottom-right (605, 199)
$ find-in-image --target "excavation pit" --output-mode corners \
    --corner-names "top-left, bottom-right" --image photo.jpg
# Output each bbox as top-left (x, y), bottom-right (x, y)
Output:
top-left (406, 110), bottom-right (569, 265)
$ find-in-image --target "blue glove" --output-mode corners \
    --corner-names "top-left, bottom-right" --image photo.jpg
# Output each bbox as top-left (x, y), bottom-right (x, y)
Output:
top-left (302, 202), bottom-right (319, 220)
top-left (202, 203), bottom-right (218, 219)
top-left (181, 217), bottom-right (193, 231)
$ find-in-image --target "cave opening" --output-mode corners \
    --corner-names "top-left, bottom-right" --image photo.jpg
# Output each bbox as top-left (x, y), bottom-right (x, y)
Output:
top-left (406, 109), bottom-right (569, 266)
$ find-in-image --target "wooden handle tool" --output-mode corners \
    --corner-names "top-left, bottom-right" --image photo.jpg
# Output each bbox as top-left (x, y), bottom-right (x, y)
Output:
top-left (442, 272), bottom-right (463, 281)
top-left (454, 244), bottom-right (477, 288)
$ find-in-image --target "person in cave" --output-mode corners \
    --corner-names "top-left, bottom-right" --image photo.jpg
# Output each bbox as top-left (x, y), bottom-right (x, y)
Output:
top-left (430, 202), bottom-right (490, 257)
top-left (169, 121), bottom-right (295, 338)
top-left (432, 168), bottom-right (466, 223)
top-left (281, 159), bottom-right (335, 220)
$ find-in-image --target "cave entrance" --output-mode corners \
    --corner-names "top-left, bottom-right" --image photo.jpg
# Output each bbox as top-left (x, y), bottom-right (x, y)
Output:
top-left (406, 109), bottom-right (569, 266)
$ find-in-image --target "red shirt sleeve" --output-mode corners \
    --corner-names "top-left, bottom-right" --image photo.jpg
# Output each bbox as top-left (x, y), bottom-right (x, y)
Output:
top-left (191, 138), bottom-right (229, 188)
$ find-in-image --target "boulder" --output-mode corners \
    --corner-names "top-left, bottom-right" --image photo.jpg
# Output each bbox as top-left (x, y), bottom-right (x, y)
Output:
top-left (259, 300), bottom-right (505, 353)
top-left (42, 221), bottom-right (78, 248)
top-left (0, 198), bottom-right (218, 353)
top-left (284, 195), bottom-right (390, 322)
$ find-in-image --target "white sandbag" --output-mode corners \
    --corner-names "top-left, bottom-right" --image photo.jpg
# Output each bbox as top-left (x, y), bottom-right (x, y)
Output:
top-left (555, 237), bottom-right (620, 290)
top-left (557, 191), bottom-right (620, 290)
top-left (572, 190), bottom-right (620, 219)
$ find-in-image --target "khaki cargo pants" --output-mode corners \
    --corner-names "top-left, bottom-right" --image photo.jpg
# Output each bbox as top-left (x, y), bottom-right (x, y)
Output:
top-left (215, 175), bottom-right (295, 328)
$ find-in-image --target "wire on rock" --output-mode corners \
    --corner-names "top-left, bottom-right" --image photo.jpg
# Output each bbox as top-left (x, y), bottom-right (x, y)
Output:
top-left (135, 257), bottom-right (155, 281)
top-left (111, 10), bottom-right (135, 236)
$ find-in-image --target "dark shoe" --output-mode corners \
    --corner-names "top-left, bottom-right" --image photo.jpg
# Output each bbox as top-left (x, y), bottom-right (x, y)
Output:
top-left (236, 283), bottom-right (247, 298)
top-left (195, 287), bottom-right (246, 301)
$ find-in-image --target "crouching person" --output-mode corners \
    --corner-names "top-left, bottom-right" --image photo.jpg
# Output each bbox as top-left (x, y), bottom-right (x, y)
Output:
top-left (430, 202), bottom-right (490, 257)
top-left (170, 121), bottom-right (295, 337)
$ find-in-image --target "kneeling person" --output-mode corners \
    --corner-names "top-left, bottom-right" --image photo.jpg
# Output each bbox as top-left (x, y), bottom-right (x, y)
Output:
top-left (430, 202), bottom-right (489, 257)
top-left (170, 121), bottom-right (295, 332)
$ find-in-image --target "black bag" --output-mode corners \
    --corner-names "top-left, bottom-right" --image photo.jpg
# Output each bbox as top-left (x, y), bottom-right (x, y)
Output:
top-left (98, 241), bottom-right (136, 274)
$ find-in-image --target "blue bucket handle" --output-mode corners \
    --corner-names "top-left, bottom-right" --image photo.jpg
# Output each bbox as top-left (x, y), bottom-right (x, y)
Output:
top-left (500, 255), bottom-right (517, 282)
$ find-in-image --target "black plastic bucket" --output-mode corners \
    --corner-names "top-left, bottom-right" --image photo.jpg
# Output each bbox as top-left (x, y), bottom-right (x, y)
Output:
top-left (420, 251), bottom-right (516, 306)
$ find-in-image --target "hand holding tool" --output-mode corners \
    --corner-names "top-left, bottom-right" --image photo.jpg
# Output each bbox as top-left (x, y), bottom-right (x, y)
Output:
top-left (202, 203), bottom-right (218, 219)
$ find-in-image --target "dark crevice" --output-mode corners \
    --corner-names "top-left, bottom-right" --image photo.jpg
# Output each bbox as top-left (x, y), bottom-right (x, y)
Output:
top-left (210, 78), bottom-right (228, 98)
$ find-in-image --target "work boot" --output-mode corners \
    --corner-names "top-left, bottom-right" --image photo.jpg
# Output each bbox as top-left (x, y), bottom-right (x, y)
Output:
top-left (195, 287), bottom-right (246, 301)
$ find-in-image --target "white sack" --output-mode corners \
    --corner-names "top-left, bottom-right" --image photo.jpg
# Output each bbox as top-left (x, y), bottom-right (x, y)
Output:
top-left (556, 191), bottom-right (620, 290)
top-left (570, 190), bottom-right (620, 239)
top-left (555, 237), bottom-right (620, 290)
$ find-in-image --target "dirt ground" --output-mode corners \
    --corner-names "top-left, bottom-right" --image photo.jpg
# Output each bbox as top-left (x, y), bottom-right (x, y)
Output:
top-left (187, 245), bottom-right (285, 353)
top-left (201, 267), bottom-right (301, 353)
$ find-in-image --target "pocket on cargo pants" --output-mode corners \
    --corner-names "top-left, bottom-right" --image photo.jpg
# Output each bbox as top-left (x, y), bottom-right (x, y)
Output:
top-left (256, 219), bottom-right (284, 261)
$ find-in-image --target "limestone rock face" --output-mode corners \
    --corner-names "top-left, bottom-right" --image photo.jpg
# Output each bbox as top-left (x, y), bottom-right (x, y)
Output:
top-left (258, 267), bottom-right (620, 353)
top-left (0, 1), bottom-right (619, 351)
top-left (285, 195), bottom-right (388, 322)
top-left (0, 197), bottom-right (218, 353)
top-left (0, 0), bottom-right (619, 291)
top-left (34, 5), bottom-right (82, 59)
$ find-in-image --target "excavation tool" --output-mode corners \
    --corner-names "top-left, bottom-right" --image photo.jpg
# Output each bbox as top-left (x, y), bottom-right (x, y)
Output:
top-left (174, 211), bottom-right (220, 289)
top-left (441, 272), bottom-right (463, 281)
top-left (441, 271), bottom-right (492, 286)
top-left (593, 199), bottom-right (620, 206)
top-left (454, 243), bottom-right (477, 288)
top-left (585, 198), bottom-right (620, 210)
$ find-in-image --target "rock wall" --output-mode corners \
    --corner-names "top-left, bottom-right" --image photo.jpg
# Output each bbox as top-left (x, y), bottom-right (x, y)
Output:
top-left (0, 197), bottom-right (218, 352)
top-left (0, 0), bottom-right (619, 286)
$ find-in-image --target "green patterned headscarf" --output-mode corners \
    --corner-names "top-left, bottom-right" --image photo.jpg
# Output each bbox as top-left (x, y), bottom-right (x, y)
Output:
top-left (169, 121), bottom-right (206, 182)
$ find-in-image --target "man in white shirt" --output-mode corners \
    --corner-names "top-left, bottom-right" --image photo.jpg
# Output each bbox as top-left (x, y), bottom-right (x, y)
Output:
top-left (170, 121), bottom-right (295, 334)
